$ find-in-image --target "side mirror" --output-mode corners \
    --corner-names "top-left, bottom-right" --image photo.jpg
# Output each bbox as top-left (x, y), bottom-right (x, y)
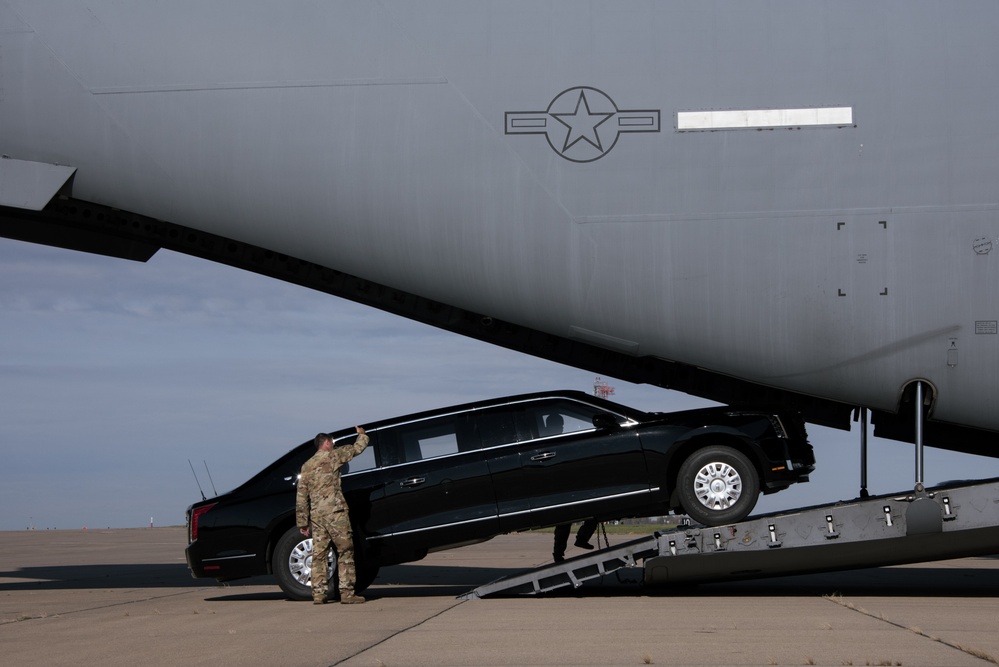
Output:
top-left (592, 413), bottom-right (620, 430)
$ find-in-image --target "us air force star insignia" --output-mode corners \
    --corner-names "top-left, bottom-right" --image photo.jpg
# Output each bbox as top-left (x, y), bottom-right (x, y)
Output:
top-left (505, 87), bottom-right (660, 162)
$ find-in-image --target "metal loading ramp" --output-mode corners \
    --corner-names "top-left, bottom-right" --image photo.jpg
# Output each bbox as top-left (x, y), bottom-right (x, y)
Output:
top-left (459, 478), bottom-right (999, 599)
top-left (458, 534), bottom-right (660, 599)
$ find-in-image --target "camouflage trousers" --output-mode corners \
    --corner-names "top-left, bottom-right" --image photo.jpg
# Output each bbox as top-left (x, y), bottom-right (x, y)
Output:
top-left (310, 511), bottom-right (356, 601)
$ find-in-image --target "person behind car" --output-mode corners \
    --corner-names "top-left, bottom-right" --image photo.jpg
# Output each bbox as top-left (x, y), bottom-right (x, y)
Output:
top-left (541, 413), bottom-right (599, 562)
top-left (552, 520), bottom-right (598, 562)
top-left (295, 426), bottom-right (369, 605)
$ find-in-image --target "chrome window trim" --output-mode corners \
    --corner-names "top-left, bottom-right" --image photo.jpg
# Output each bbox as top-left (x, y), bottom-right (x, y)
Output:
top-left (337, 396), bottom-right (638, 476)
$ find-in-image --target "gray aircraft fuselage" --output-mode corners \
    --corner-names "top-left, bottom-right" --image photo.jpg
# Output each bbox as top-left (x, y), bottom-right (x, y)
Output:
top-left (1, 1), bottom-right (997, 454)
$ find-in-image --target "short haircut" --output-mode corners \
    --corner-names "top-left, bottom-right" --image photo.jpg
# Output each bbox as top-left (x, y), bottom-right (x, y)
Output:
top-left (314, 432), bottom-right (331, 450)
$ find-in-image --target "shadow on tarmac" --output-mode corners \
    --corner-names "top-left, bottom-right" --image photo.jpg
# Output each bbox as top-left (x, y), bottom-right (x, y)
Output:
top-left (0, 562), bottom-right (522, 597)
top-left (4, 560), bottom-right (998, 601)
top-left (198, 564), bottom-right (526, 602)
top-left (684, 564), bottom-right (999, 598)
top-left (0, 563), bottom-right (202, 590)
top-left (374, 563), bottom-right (521, 587)
top-left (525, 563), bottom-right (999, 599)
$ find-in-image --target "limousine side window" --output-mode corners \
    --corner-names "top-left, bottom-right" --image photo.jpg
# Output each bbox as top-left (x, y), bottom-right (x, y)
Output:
top-left (406, 424), bottom-right (459, 460)
top-left (387, 415), bottom-right (472, 463)
top-left (531, 400), bottom-right (602, 438)
top-left (336, 432), bottom-right (377, 474)
top-left (475, 407), bottom-right (533, 448)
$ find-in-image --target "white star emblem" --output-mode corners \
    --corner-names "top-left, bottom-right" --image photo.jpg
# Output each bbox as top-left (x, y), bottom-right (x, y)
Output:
top-left (505, 87), bottom-right (661, 162)
top-left (552, 90), bottom-right (614, 153)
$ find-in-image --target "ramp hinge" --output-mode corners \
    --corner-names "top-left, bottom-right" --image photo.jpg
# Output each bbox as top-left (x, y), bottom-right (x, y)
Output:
top-left (825, 514), bottom-right (840, 539)
top-left (767, 523), bottom-right (782, 548)
top-left (942, 496), bottom-right (957, 521)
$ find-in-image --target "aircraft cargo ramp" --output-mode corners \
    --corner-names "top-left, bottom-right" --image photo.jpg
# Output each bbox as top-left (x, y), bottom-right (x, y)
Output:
top-left (459, 478), bottom-right (999, 599)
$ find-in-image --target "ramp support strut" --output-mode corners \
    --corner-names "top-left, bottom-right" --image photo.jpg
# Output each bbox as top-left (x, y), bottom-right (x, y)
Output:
top-left (915, 381), bottom-right (925, 489)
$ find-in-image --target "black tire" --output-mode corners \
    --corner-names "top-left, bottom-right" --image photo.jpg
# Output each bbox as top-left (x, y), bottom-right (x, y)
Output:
top-left (273, 526), bottom-right (315, 601)
top-left (676, 445), bottom-right (760, 526)
top-left (272, 525), bottom-right (379, 601)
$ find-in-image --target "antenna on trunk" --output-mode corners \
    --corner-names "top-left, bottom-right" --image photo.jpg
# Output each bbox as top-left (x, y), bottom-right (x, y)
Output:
top-left (188, 459), bottom-right (206, 501)
top-left (203, 460), bottom-right (218, 497)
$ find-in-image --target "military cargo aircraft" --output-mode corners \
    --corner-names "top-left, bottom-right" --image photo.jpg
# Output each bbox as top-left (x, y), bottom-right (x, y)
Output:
top-left (1, 0), bottom-right (997, 461)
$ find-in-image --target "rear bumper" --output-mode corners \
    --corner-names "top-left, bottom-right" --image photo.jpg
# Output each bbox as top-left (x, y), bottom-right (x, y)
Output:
top-left (185, 540), bottom-right (261, 582)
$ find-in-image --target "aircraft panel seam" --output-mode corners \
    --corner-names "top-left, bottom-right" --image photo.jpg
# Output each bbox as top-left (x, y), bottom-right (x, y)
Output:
top-left (90, 77), bottom-right (448, 96)
top-left (574, 203), bottom-right (999, 225)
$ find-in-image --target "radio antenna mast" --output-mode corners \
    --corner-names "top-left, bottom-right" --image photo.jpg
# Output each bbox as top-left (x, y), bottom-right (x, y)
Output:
top-left (188, 459), bottom-right (206, 501)
top-left (203, 460), bottom-right (218, 497)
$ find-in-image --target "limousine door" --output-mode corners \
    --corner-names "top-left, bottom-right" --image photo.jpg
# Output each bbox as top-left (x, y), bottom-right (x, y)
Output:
top-left (485, 401), bottom-right (653, 531)
top-left (363, 413), bottom-right (499, 553)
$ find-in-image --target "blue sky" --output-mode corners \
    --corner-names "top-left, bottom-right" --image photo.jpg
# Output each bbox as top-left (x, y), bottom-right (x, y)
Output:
top-left (1, 238), bottom-right (996, 531)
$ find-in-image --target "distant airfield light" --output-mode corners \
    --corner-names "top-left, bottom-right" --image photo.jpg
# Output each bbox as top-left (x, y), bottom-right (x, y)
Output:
top-left (594, 377), bottom-right (615, 398)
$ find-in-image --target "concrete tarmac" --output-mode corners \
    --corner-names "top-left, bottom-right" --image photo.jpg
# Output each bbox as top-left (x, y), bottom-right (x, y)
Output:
top-left (1, 527), bottom-right (998, 667)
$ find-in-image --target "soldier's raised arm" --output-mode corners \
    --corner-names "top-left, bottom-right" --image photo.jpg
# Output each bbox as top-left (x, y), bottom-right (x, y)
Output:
top-left (349, 426), bottom-right (369, 456)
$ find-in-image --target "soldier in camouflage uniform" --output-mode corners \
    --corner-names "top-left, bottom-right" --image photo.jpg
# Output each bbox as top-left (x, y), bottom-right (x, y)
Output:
top-left (296, 426), bottom-right (369, 604)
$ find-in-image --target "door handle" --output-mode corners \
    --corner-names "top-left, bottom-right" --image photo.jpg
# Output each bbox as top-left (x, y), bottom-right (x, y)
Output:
top-left (530, 452), bottom-right (557, 461)
top-left (400, 477), bottom-right (426, 487)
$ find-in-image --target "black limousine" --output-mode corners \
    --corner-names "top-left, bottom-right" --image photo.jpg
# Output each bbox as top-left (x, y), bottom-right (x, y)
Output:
top-left (186, 391), bottom-right (814, 599)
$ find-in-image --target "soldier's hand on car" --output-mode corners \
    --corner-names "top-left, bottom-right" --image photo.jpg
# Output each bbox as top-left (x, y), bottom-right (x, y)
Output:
top-left (355, 425), bottom-right (365, 435)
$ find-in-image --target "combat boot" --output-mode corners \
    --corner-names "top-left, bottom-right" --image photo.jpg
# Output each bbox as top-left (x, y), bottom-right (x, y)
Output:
top-left (340, 591), bottom-right (366, 604)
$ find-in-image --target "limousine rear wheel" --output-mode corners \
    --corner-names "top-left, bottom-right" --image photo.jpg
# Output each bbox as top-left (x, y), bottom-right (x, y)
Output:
top-left (273, 526), bottom-right (378, 601)
top-left (676, 445), bottom-right (759, 526)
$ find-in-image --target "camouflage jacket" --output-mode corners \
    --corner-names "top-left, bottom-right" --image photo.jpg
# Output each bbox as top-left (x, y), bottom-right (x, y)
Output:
top-left (295, 432), bottom-right (369, 529)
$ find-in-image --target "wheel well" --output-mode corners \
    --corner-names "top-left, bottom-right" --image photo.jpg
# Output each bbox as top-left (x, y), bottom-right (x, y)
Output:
top-left (265, 517), bottom-right (299, 575)
top-left (665, 434), bottom-right (764, 507)
top-left (897, 378), bottom-right (937, 424)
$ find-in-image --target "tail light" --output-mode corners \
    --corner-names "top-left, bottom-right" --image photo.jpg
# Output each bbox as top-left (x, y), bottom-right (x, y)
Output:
top-left (189, 503), bottom-right (216, 542)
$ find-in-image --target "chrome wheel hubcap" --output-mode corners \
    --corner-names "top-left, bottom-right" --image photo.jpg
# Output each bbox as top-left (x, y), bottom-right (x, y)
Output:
top-left (693, 462), bottom-right (743, 510)
top-left (288, 538), bottom-right (313, 586)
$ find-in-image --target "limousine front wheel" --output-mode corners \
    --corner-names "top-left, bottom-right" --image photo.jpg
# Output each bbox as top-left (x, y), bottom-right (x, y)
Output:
top-left (676, 445), bottom-right (759, 526)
